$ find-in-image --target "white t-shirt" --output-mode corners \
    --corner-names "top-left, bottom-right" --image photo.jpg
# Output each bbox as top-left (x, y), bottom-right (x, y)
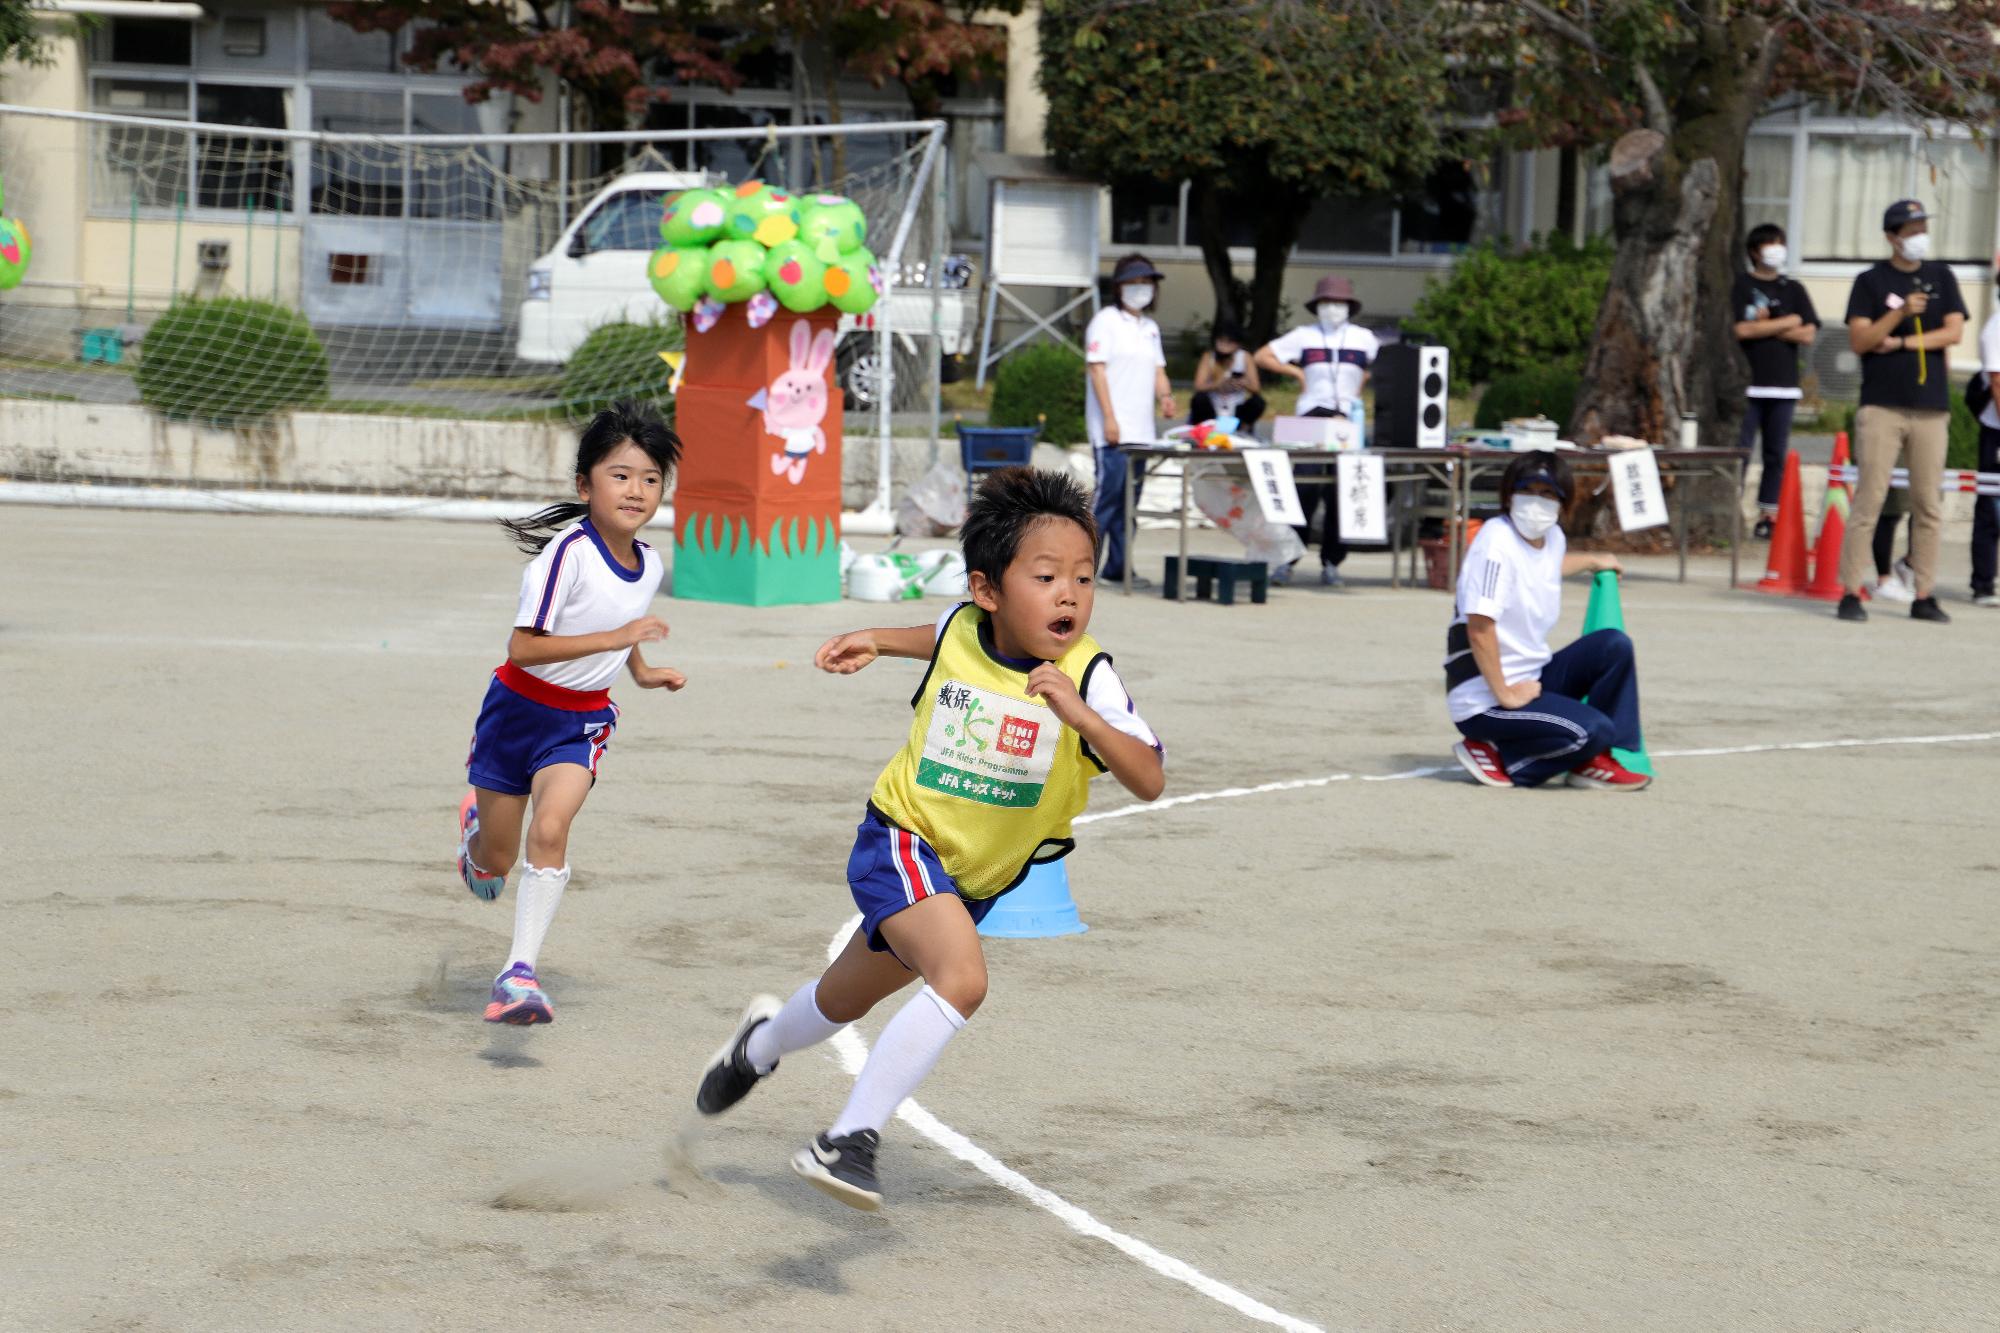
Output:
top-left (1979, 309), bottom-right (2000, 432)
top-left (513, 518), bottom-right (666, 693)
top-left (1265, 322), bottom-right (1379, 414)
top-left (934, 604), bottom-right (1162, 755)
top-left (1084, 306), bottom-right (1166, 448)
top-left (1443, 517), bottom-right (1566, 723)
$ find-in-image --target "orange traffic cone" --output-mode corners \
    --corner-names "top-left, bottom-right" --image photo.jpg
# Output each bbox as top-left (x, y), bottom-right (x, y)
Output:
top-left (1756, 450), bottom-right (1810, 596)
top-left (1804, 431), bottom-right (1852, 601)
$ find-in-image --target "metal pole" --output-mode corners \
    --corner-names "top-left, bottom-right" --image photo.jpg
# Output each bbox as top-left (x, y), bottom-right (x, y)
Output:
top-left (245, 194), bottom-right (255, 295)
top-left (271, 199), bottom-right (280, 301)
top-left (556, 85), bottom-right (571, 232)
top-left (927, 137), bottom-right (946, 470)
top-left (170, 190), bottom-right (184, 301)
top-left (125, 189), bottom-right (138, 322)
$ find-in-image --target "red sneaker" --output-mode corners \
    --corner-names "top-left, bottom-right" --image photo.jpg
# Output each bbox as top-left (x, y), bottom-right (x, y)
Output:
top-left (1566, 752), bottom-right (1652, 791)
top-left (1452, 740), bottom-right (1513, 788)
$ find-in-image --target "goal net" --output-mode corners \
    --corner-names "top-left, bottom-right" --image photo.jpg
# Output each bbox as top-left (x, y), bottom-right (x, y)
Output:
top-left (0, 105), bottom-right (953, 505)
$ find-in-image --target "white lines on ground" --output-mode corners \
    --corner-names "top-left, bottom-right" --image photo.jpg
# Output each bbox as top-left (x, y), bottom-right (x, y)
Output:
top-left (822, 916), bottom-right (1323, 1333)
top-left (1079, 729), bottom-right (2000, 825)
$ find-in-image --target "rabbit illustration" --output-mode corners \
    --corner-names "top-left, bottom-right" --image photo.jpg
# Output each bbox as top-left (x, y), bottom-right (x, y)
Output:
top-left (764, 319), bottom-right (836, 485)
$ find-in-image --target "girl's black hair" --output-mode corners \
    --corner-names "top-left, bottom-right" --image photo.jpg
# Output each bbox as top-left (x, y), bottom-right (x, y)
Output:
top-left (1211, 318), bottom-right (1245, 346)
top-left (962, 467), bottom-right (1097, 584)
top-left (498, 400), bottom-right (683, 555)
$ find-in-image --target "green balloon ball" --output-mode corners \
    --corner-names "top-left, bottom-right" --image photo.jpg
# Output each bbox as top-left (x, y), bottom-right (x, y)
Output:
top-left (824, 247), bottom-right (878, 315)
top-left (763, 240), bottom-right (828, 313)
top-left (661, 188), bottom-right (727, 246)
top-left (705, 238), bottom-right (769, 302)
top-left (801, 197), bottom-right (868, 255)
top-left (648, 244), bottom-right (709, 311)
top-left (723, 181), bottom-right (801, 247)
top-left (0, 216), bottom-right (29, 291)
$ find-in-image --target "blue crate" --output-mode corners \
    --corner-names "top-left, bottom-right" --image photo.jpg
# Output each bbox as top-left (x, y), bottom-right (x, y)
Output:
top-left (956, 425), bottom-right (1038, 476)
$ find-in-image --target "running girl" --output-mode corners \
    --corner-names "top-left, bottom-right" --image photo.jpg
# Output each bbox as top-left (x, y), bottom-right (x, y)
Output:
top-left (456, 401), bottom-right (686, 1025)
top-left (692, 468), bottom-right (1166, 1210)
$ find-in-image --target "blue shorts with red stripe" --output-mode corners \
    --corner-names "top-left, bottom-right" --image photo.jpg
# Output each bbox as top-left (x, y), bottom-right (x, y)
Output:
top-left (848, 805), bottom-right (998, 953)
top-left (466, 663), bottom-right (618, 797)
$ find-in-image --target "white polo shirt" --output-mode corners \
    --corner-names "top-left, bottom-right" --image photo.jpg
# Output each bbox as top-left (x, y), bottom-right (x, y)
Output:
top-left (1265, 322), bottom-right (1379, 414)
top-left (513, 518), bottom-right (665, 693)
top-left (1444, 516), bottom-right (1566, 723)
top-left (1084, 305), bottom-right (1166, 448)
top-left (1980, 309), bottom-right (2000, 432)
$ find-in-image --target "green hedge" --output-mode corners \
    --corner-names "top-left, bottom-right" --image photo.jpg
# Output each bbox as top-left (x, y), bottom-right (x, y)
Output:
top-left (1406, 234), bottom-right (1610, 385)
top-left (135, 298), bottom-right (328, 423)
top-left (561, 318), bottom-right (683, 424)
top-left (988, 341), bottom-right (1087, 444)
top-left (1474, 366), bottom-right (1582, 430)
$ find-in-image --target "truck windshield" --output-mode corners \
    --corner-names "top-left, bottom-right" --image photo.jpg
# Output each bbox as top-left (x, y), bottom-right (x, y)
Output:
top-left (579, 189), bottom-right (668, 253)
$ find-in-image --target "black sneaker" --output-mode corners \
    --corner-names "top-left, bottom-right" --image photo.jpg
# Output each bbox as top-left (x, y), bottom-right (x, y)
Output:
top-left (695, 994), bottom-right (780, 1116)
top-left (1836, 594), bottom-right (1867, 622)
top-left (1911, 596), bottom-right (1952, 623)
top-left (1753, 516), bottom-right (1774, 540)
top-left (792, 1129), bottom-right (883, 1211)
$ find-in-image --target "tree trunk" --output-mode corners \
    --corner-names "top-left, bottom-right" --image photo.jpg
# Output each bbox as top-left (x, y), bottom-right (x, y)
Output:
top-left (1245, 182), bottom-right (1308, 348)
top-left (1189, 183), bottom-right (1242, 331)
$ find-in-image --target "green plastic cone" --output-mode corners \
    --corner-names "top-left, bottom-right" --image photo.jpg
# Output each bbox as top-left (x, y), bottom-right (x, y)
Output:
top-left (1580, 570), bottom-right (1653, 776)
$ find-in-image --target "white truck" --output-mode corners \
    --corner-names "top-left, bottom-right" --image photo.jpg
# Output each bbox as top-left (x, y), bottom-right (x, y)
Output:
top-left (516, 173), bottom-right (971, 407)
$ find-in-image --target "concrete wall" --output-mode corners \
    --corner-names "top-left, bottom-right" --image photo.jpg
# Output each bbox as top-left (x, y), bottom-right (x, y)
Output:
top-left (0, 401), bottom-right (577, 496)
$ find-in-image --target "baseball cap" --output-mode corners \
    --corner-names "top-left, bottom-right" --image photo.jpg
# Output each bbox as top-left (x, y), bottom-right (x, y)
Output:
top-left (1883, 199), bottom-right (1931, 232)
top-left (1514, 458), bottom-right (1570, 500)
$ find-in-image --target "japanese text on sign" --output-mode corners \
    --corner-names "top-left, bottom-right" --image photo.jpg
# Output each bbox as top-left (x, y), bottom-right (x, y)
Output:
top-left (1336, 451), bottom-right (1387, 543)
top-left (1609, 448), bottom-right (1666, 532)
top-left (1240, 448), bottom-right (1307, 526)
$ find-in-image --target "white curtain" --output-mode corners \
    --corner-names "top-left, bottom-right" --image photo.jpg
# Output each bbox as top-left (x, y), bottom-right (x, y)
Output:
top-left (1803, 135), bottom-right (1907, 260)
top-left (1916, 138), bottom-right (1996, 262)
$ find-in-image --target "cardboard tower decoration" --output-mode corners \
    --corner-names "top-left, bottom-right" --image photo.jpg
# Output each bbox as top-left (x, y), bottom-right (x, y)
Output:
top-left (649, 181), bottom-right (882, 606)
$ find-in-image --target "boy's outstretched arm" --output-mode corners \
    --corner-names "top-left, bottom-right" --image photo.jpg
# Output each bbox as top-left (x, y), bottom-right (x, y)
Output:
top-left (815, 624), bottom-right (934, 674)
top-left (1025, 664), bottom-right (1166, 802)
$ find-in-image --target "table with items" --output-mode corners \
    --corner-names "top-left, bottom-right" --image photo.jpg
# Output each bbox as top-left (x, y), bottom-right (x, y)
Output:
top-left (1116, 443), bottom-right (1748, 599)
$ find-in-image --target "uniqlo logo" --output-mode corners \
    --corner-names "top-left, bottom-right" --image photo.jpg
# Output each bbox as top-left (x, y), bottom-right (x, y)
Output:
top-left (997, 715), bottom-right (1040, 757)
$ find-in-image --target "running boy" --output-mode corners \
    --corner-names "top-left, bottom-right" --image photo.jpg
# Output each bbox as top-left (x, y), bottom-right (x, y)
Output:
top-left (457, 401), bottom-right (686, 1025)
top-left (693, 468), bottom-right (1165, 1210)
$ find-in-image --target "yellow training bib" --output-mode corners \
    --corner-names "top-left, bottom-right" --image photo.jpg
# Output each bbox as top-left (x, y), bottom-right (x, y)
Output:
top-left (869, 604), bottom-right (1110, 898)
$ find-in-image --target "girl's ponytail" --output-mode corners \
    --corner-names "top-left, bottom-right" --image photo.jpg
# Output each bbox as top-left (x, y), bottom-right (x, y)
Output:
top-left (498, 502), bottom-right (591, 556)
top-left (496, 400), bottom-right (682, 556)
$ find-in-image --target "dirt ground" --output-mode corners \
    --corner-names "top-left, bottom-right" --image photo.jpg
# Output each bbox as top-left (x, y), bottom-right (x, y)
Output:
top-left (6, 505), bottom-right (1998, 1332)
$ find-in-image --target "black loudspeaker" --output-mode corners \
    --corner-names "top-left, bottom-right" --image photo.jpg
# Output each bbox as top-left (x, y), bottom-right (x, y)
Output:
top-left (1373, 343), bottom-right (1450, 449)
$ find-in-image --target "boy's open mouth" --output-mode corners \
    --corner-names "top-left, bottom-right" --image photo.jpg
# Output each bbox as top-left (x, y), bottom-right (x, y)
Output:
top-left (1048, 615), bottom-right (1076, 638)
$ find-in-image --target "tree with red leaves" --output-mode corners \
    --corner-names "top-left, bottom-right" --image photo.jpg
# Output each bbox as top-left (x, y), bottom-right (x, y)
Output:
top-left (1467, 1), bottom-right (2000, 447)
top-left (324, 0), bottom-right (738, 140)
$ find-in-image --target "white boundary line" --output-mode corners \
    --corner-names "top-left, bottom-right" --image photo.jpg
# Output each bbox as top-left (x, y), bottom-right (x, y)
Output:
top-left (823, 918), bottom-right (1324, 1333)
top-left (820, 728), bottom-right (1997, 1331)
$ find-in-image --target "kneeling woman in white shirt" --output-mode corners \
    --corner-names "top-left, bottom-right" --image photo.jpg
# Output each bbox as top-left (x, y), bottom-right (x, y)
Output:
top-left (1444, 452), bottom-right (1651, 790)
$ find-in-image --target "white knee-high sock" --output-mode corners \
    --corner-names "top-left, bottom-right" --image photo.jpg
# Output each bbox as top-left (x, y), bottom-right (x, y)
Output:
top-left (828, 985), bottom-right (966, 1138)
top-left (744, 980), bottom-right (845, 1074)
top-left (506, 863), bottom-right (569, 972)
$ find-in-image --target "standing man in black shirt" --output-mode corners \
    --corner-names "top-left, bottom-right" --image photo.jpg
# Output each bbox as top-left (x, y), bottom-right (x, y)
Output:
top-left (1732, 224), bottom-right (1819, 540)
top-left (1836, 199), bottom-right (1965, 623)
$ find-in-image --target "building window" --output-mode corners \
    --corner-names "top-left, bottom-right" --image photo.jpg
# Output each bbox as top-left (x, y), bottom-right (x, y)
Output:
top-left (692, 104), bottom-right (790, 181)
top-left (92, 79), bottom-right (191, 209)
top-left (307, 7), bottom-right (400, 74)
top-left (99, 17), bottom-right (193, 65)
top-left (1741, 134), bottom-right (1792, 236)
top-left (1111, 180), bottom-right (1181, 248)
top-left (195, 83), bottom-right (292, 212)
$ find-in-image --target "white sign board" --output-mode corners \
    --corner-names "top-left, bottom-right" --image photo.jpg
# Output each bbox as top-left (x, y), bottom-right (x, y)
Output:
top-left (1241, 448), bottom-right (1307, 527)
top-left (1609, 448), bottom-right (1667, 532)
top-left (1336, 451), bottom-right (1388, 543)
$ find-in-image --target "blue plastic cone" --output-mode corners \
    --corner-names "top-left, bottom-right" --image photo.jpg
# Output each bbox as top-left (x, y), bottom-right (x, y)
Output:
top-left (1579, 569), bottom-right (1653, 777)
top-left (976, 859), bottom-right (1086, 938)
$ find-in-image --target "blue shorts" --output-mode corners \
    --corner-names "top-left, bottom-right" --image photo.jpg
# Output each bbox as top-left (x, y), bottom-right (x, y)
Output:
top-left (848, 806), bottom-right (997, 953)
top-left (465, 667), bottom-right (619, 797)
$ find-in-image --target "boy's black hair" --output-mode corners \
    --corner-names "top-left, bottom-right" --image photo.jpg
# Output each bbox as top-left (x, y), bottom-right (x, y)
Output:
top-left (962, 467), bottom-right (1097, 584)
top-left (499, 400), bottom-right (683, 555)
top-left (1745, 222), bottom-right (1787, 259)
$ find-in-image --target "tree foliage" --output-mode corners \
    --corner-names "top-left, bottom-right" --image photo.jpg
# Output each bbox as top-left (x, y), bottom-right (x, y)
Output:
top-left (325, 0), bottom-right (739, 133)
top-left (1407, 234), bottom-right (1611, 384)
top-left (1038, 0), bottom-right (1452, 343)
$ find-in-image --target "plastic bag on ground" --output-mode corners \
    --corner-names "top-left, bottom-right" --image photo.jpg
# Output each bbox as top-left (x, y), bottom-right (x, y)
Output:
top-left (1190, 461), bottom-right (1305, 574)
top-left (896, 461), bottom-right (968, 537)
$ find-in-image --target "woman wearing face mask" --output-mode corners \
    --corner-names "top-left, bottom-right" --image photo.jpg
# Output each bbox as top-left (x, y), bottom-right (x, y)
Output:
top-left (1085, 253), bottom-right (1177, 587)
top-left (1444, 451), bottom-right (1650, 791)
top-left (1732, 224), bottom-right (1819, 540)
top-left (1255, 274), bottom-right (1379, 585)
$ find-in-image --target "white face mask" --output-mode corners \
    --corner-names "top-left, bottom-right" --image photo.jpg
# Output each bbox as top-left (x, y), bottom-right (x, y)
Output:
top-left (1316, 302), bottom-right (1350, 331)
top-left (1510, 493), bottom-right (1562, 541)
top-left (1757, 245), bottom-right (1786, 270)
top-left (1898, 232), bottom-right (1932, 262)
top-left (1119, 283), bottom-right (1153, 311)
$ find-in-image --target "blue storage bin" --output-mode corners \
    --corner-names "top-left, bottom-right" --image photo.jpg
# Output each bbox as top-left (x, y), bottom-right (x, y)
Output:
top-left (956, 424), bottom-right (1038, 476)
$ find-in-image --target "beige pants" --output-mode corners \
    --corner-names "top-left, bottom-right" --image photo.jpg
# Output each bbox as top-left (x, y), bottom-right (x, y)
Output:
top-left (1840, 405), bottom-right (1947, 596)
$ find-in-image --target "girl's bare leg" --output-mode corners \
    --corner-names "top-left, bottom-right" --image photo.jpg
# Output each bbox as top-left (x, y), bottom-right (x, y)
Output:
top-left (467, 787), bottom-right (528, 878)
